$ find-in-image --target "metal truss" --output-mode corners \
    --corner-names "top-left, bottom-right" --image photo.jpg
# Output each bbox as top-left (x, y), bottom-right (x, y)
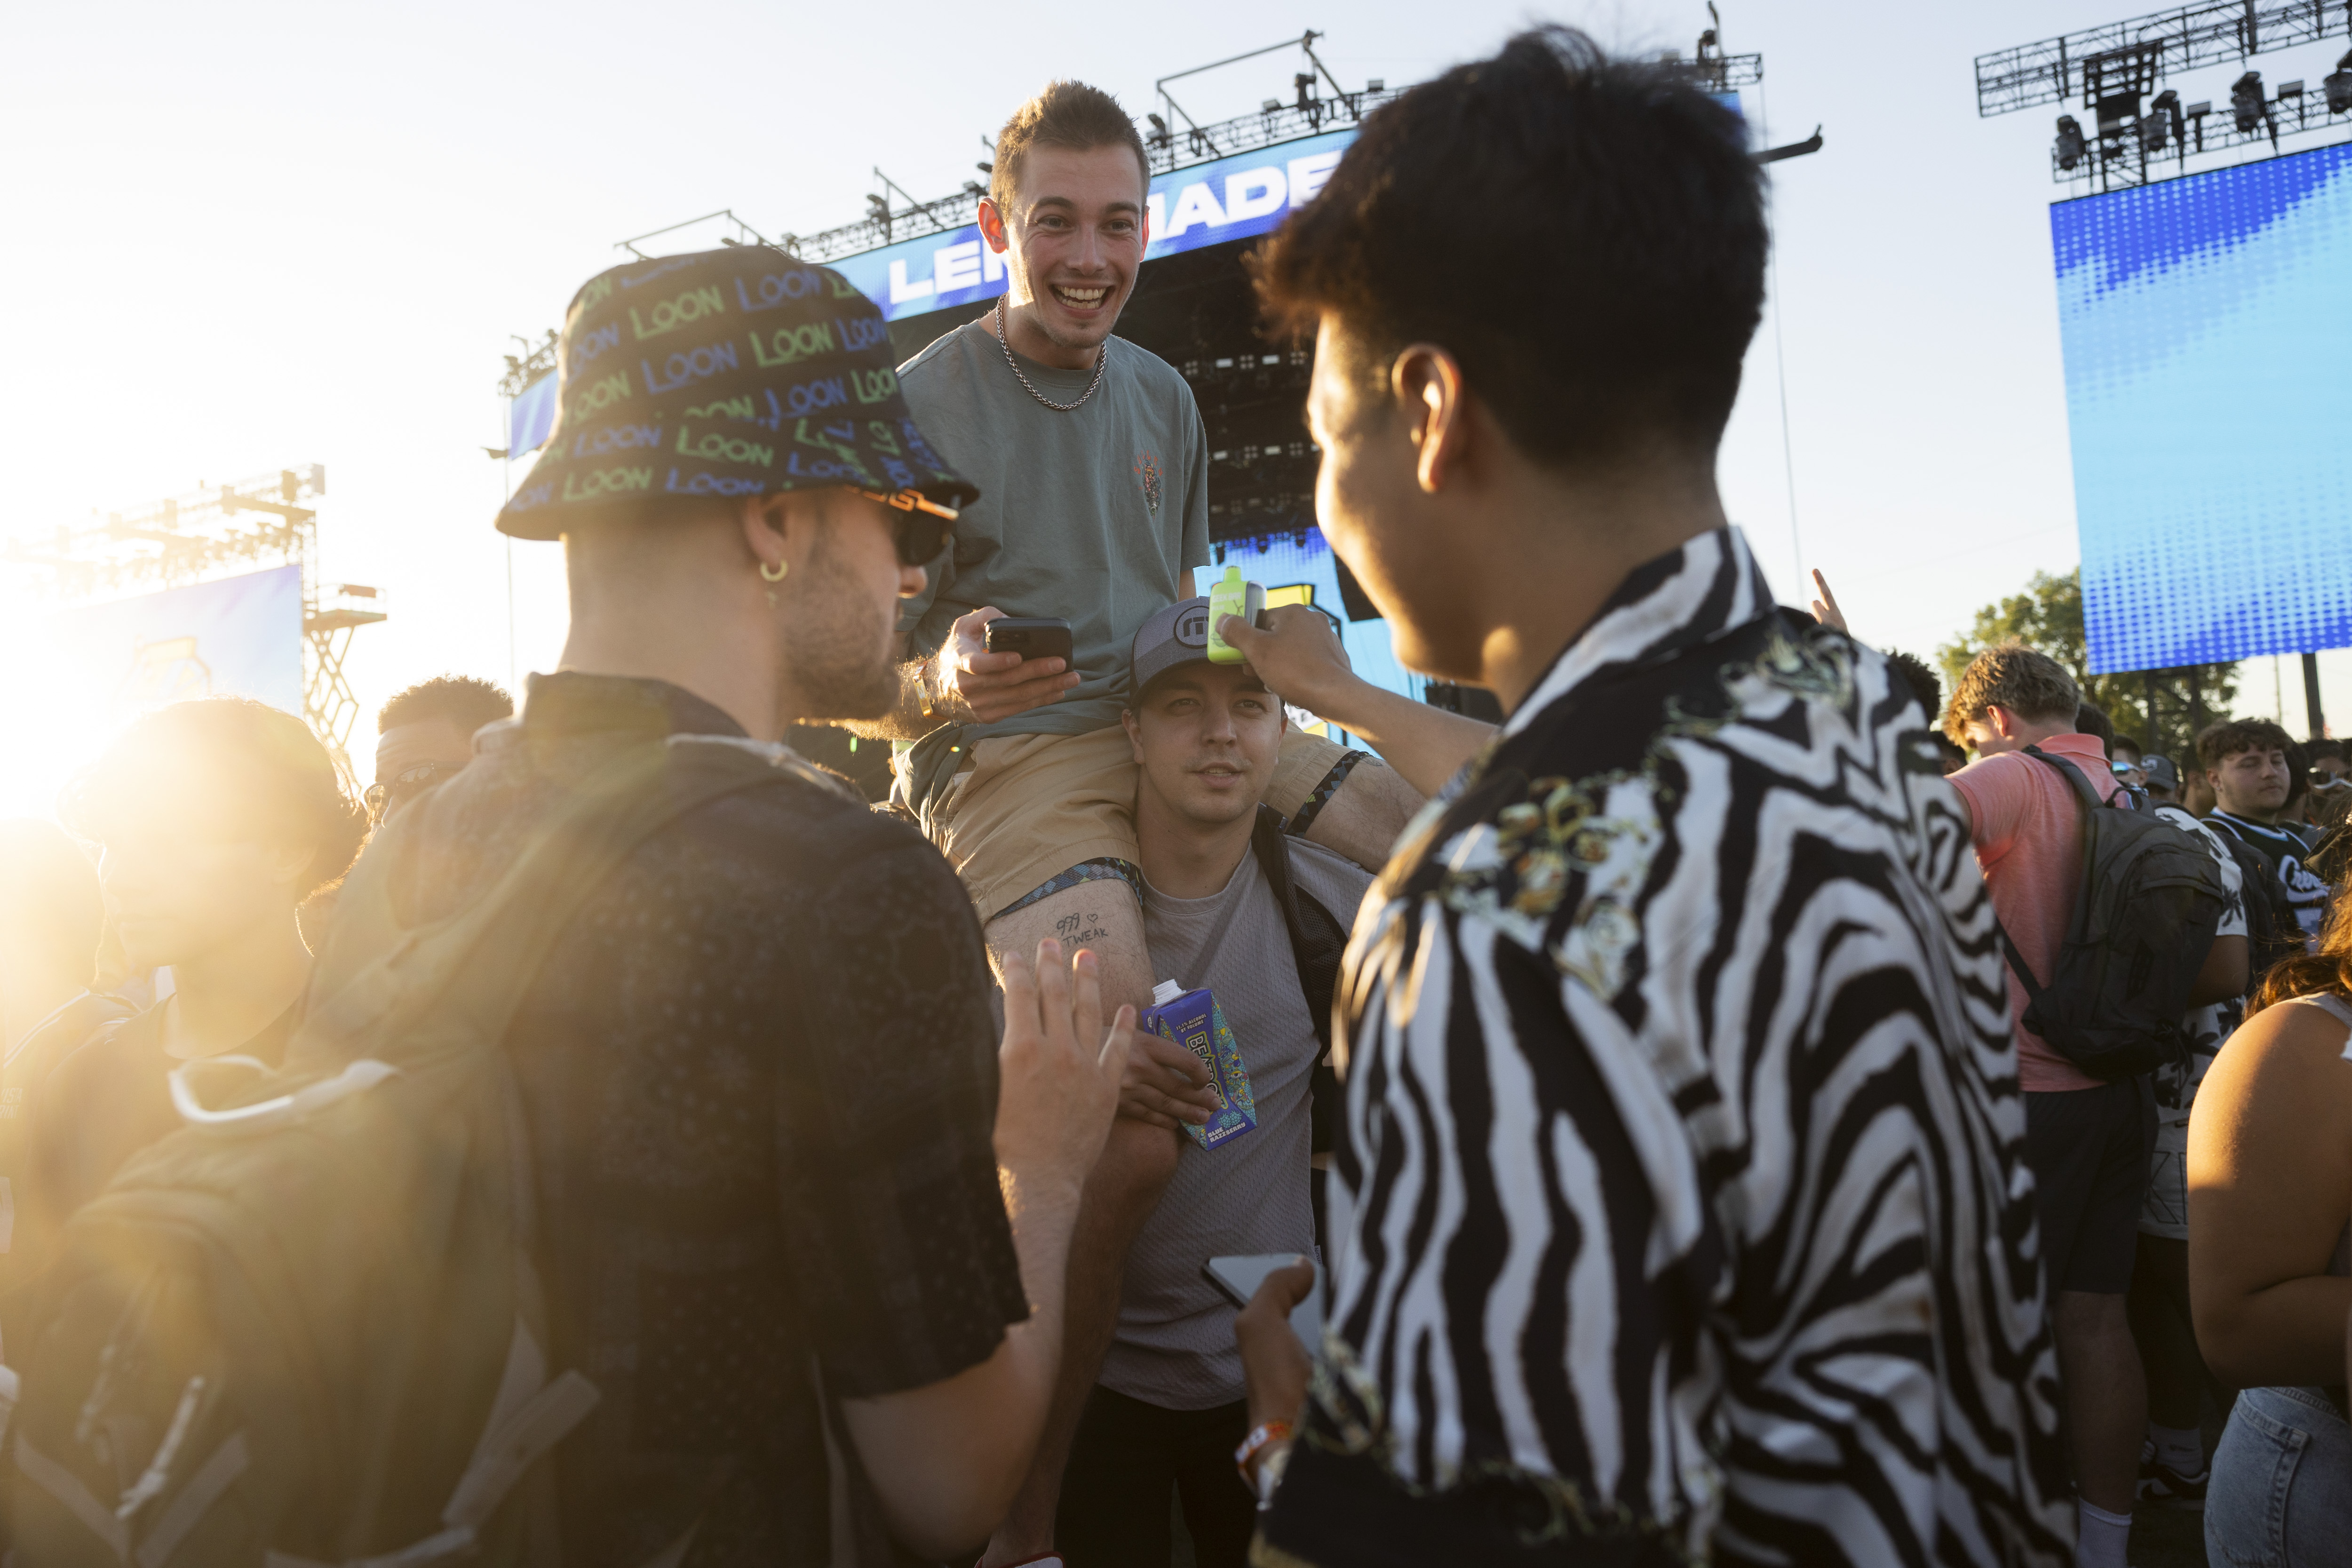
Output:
top-left (777, 86), bottom-right (1407, 265)
top-left (1977, 0), bottom-right (2351, 118)
top-left (1, 466), bottom-right (386, 751)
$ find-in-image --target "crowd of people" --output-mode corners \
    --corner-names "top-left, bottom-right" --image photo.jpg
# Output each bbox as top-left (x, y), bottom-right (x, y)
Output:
top-left (0, 27), bottom-right (2347, 1568)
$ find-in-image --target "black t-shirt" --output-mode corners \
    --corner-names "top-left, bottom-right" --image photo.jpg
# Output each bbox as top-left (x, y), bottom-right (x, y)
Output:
top-left (390, 672), bottom-right (1025, 1567)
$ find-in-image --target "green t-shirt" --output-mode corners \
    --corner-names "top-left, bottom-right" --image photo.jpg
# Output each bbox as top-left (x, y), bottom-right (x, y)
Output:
top-left (895, 319), bottom-right (1210, 816)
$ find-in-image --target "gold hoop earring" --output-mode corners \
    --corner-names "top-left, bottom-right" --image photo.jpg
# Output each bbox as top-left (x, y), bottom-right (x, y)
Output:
top-left (759, 559), bottom-right (788, 582)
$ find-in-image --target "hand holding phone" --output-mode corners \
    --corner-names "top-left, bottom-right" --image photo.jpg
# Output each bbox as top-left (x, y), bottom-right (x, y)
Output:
top-left (941, 607), bottom-right (1079, 724)
top-left (985, 616), bottom-right (1076, 663)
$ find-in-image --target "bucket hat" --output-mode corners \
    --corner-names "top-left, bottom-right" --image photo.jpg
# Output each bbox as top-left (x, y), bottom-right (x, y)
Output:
top-left (498, 247), bottom-right (977, 549)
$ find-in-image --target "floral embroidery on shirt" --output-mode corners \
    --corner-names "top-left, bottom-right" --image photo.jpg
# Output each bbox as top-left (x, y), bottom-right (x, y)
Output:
top-left (1135, 450), bottom-right (1163, 514)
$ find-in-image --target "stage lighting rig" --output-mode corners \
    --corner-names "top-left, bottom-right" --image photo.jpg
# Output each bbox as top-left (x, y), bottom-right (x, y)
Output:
top-left (1979, 0), bottom-right (2352, 191)
top-left (2233, 71), bottom-right (2270, 131)
top-left (2058, 114), bottom-right (2090, 167)
top-left (1, 467), bottom-right (383, 749)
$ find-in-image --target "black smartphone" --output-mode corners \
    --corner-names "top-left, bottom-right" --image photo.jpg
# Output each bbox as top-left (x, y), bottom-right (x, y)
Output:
top-left (985, 616), bottom-right (1075, 662)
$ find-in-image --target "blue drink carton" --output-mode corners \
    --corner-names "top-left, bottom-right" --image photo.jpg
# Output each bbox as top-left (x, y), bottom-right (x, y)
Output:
top-left (1143, 979), bottom-right (1256, 1151)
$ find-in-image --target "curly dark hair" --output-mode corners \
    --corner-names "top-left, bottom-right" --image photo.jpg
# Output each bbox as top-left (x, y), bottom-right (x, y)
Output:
top-left (2195, 717), bottom-right (2296, 771)
top-left (1883, 650), bottom-right (1943, 724)
top-left (378, 675), bottom-right (512, 739)
top-left (1251, 26), bottom-right (1766, 468)
top-left (60, 698), bottom-right (368, 900)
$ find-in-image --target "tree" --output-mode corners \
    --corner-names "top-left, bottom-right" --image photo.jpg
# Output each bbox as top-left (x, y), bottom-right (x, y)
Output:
top-left (1937, 568), bottom-right (2237, 762)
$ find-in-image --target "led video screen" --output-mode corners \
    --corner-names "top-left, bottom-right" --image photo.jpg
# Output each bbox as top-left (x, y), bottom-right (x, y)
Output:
top-left (2056, 139), bottom-right (2352, 673)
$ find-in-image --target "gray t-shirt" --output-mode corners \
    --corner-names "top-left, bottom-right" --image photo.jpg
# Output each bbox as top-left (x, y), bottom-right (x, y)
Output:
top-left (894, 320), bottom-right (1210, 812)
top-left (1100, 836), bottom-right (1373, 1411)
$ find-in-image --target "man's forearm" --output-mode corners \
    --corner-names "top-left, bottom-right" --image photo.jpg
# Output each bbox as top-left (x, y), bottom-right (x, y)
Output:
top-left (1311, 674), bottom-right (1495, 798)
top-left (982, 1119), bottom-right (1179, 1561)
top-left (839, 1165), bottom-right (1082, 1556)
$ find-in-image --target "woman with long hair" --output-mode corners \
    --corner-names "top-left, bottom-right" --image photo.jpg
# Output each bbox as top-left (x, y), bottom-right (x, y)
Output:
top-left (2190, 882), bottom-right (2352, 1563)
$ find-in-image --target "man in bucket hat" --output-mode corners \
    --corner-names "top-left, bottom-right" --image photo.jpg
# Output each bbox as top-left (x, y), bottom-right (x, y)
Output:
top-left (400, 246), bottom-right (1132, 1563)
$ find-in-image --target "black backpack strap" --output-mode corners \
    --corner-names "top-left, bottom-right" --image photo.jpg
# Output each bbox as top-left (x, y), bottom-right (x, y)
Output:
top-left (299, 737), bottom-right (812, 1067)
top-left (2019, 743), bottom-right (2112, 810)
top-left (1253, 806), bottom-right (1350, 1156)
top-left (1993, 746), bottom-right (2110, 1013)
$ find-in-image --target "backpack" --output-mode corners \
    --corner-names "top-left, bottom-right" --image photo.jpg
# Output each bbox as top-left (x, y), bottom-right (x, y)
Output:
top-left (1997, 745), bottom-right (2229, 1081)
top-left (1249, 806), bottom-right (1350, 1158)
top-left (2220, 835), bottom-right (2305, 983)
top-left (7, 735), bottom-right (804, 1568)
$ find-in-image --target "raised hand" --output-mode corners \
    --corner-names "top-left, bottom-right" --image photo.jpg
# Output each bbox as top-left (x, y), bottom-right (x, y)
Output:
top-left (1213, 604), bottom-right (1354, 716)
top-left (1809, 570), bottom-right (1848, 633)
top-left (993, 939), bottom-right (1131, 1199)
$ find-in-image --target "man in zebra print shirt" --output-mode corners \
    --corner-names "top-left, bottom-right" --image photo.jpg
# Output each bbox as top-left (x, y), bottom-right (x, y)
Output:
top-left (1216, 29), bottom-right (2074, 1567)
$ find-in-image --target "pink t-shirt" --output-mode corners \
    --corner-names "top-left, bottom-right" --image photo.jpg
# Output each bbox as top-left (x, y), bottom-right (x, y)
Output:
top-left (1947, 732), bottom-right (2119, 1093)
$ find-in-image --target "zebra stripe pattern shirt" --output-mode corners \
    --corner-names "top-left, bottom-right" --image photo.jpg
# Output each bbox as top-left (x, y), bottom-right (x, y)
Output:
top-left (1260, 529), bottom-right (2071, 1567)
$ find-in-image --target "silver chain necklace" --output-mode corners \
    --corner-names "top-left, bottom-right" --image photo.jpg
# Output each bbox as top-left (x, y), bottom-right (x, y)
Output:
top-left (994, 293), bottom-right (1107, 413)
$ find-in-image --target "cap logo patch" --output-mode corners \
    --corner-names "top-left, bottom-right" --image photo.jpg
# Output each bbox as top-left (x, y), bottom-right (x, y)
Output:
top-left (1176, 609), bottom-right (1209, 646)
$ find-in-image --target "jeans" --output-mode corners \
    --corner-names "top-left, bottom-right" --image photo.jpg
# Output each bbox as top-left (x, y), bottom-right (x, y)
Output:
top-left (1057, 1384), bottom-right (1256, 1568)
top-left (2207, 1385), bottom-right (2352, 1566)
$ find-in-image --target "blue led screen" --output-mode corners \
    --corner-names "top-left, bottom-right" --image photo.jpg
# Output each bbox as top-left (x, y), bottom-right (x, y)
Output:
top-left (2056, 140), bottom-right (2352, 673)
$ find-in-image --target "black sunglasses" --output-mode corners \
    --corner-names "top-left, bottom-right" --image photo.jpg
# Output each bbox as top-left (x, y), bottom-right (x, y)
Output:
top-left (856, 489), bottom-right (958, 566)
top-left (363, 760), bottom-right (464, 821)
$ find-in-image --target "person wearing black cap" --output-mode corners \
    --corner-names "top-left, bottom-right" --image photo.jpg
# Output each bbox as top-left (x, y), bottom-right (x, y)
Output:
top-left (403, 247), bottom-right (1132, 1563)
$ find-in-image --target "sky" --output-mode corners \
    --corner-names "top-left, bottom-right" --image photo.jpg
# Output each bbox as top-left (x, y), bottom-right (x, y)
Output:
top-left (4, 0), bottom-right (2349, 819)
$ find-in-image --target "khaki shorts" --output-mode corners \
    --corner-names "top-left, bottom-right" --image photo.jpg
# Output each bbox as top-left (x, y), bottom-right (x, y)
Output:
top-left (927, 725), bottom-right (1352, 923)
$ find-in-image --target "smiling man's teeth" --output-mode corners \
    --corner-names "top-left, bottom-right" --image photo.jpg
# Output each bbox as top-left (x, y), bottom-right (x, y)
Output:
top-left (1054, 286), bottom-right (1108, 305)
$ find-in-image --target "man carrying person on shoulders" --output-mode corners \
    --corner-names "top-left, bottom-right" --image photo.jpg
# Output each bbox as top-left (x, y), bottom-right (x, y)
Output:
top-left (985, 600), bottom-right (1471, 1568)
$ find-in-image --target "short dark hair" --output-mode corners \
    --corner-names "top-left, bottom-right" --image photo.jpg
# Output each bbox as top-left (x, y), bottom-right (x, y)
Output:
top-left (2308, 738), bottom-right (2345, 764)
top-left (1883, 651), bottom-right (1942, 724)
top-left (1253, 27), bottom-right (1766, 468)
top-left (2112, 733), bottom-right (2143, 763)
top-left (990, 80), bottom-right (1150, 214)
top-left (0, 819), bottom-right (103, 984)
top-left (2195, 717), bottom-right (2296, 771)
top-left (379, 675), bottom-right (513, 739)
top-left (2076, 700), bottom-right (2115, 757)
top-left (60, 699), bottom-right (368, 901)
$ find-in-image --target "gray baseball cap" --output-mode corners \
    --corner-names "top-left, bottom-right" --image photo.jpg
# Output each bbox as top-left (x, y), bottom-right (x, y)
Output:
top-left (1129, 596), bottom-right (1224, 699)
top-left (2141, 753), bottom-right (2180, 792)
